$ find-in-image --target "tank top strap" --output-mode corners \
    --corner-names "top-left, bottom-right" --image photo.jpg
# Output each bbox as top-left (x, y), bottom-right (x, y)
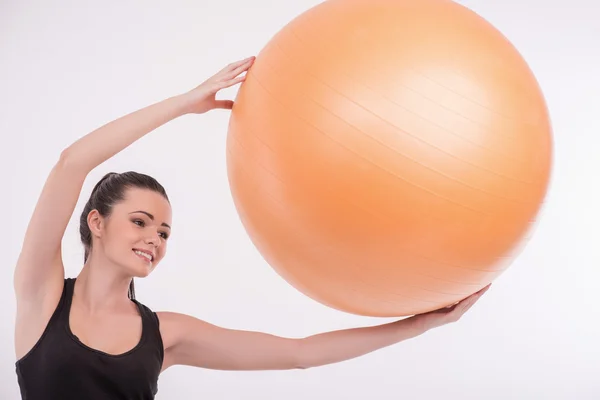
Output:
top-left (131, 299), bottom-right (164, 361)
top-left (132, 300), bottom-right (160, 335)
top-left (53, 278), bottom-right (75, 325)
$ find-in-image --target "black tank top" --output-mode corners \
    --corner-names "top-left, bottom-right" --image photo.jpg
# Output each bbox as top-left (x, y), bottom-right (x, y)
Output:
top-left (15, 278), bottom-right (164, 400)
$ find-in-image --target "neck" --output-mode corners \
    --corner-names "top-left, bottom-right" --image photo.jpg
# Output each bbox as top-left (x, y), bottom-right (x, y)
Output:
top-left (75, 257), bottom-right (133, 314)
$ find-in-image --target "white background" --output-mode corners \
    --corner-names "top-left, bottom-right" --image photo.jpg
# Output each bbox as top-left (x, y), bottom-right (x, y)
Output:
top-left (1, 0), bottom-right (598, 399)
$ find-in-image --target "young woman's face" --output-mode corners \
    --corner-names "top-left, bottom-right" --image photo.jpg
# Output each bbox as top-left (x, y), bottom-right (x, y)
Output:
top-left (93, 187), bottom-right (172, 278)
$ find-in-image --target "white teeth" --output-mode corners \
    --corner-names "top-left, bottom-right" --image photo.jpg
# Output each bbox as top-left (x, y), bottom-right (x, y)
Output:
top-left (134, 250), bottom-right (152, 261)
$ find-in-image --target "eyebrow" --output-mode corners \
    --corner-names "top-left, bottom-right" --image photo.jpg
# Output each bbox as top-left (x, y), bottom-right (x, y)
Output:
top-left (130, 211), bottom-right (171, 229)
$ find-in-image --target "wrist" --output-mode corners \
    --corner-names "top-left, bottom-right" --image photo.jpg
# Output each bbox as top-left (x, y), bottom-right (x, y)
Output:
top-left (405, 314), bottom-right (434, 334)
top-left (170, 92), bottom-right (196, 116)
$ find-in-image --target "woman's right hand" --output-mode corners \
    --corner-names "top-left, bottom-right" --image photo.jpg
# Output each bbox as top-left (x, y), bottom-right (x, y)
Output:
top-left (181, 56), bottom-right (256, 115)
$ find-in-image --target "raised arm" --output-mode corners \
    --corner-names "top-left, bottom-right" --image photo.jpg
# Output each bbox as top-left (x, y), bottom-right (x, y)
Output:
top-left (14, 95), bottom-right (190, 301)
top-left (13, 57), bottom-right (255, 359)
top-left (14, 57), bottom-right (254, 300)
top-left (157, 284), bottom-right (489, 371)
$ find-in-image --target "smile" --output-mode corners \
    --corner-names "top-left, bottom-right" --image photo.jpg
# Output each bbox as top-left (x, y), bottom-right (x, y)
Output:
top-left (133, 249), bottom-right (154, 262)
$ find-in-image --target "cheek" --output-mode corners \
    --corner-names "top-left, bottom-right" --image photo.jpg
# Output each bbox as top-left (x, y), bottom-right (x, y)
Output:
top-left (157, 242), bottom-right (168, 260)
top-left (104, 225), bottom-right (137, 251)
top-left (106, 236), bottom-right (133, 254)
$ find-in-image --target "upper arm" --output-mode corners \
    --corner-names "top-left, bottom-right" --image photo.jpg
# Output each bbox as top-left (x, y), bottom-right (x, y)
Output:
top-left (156, 311), bottom-right (303, 371)
top-left (14, 149), bottom-right (88, 304)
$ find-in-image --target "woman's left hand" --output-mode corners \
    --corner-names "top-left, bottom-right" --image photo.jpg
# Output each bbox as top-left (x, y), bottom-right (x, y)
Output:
top-left (414, 284), bottom-right (492, 331)
top-left (181, 56), bottom-right (256, 115)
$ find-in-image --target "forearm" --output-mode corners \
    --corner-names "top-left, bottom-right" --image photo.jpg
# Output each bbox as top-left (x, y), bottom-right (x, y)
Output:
top-left (298, 316), bottom-right (427, 369)
top-left (62, 94), bottom-right (190, 172)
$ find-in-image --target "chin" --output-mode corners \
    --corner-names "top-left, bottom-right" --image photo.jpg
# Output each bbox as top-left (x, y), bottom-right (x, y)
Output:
top-left (131, 267), bottom-right (153, 278)
top-left (126, 251), bottom-right (157, 278)
top-left (133, 261), bottom-right (157, 277)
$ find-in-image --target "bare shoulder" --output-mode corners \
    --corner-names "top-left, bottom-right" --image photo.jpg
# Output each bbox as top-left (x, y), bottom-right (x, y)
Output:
top-left (154, 311), bottom-right (182, 351)
top-left (155, 311), bottom-right (217, 371)
top-left (155, 311), bottom-right (212, 350)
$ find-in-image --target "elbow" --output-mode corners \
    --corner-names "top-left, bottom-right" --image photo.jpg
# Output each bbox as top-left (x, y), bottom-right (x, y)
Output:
top-left (57, 147), bottom-right (79, 169)
top-left (294, 361), bottom-right (311, 370)
top-left (294, 357), bottom-right (311, 370)
top-left (57, 147), bottom-right (89, 174)
top-left (293, 338), bottom-right (315, 370)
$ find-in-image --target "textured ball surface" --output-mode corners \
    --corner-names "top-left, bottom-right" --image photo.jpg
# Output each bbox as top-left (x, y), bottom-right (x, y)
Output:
top-left (226, 0), bottom-right (552, 316)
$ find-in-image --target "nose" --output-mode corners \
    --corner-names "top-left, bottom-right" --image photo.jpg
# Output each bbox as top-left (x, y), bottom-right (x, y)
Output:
top-left (144, 231), bottom-right (161, 247)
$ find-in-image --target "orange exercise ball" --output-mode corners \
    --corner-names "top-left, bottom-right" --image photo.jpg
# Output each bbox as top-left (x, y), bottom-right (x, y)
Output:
top-left (226, 0), bottom-right (552, 317)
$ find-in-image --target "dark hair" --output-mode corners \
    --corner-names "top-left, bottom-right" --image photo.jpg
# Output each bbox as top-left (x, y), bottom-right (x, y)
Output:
top-left (79, 171), bottom-right (169, 300)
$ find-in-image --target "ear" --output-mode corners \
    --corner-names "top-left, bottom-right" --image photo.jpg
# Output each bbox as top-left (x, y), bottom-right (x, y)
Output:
top-left (87, 209), bottom-right (105, 239)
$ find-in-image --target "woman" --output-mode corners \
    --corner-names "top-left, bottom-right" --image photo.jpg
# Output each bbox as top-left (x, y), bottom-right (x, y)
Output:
top-left (13, 56), bottom-right (490, 399)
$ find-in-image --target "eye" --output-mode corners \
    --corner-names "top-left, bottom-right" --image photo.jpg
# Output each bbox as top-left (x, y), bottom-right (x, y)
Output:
top-left (159, 232), bottom-right (169, 240)
top-left (132, 219), bottom-right (145, 227)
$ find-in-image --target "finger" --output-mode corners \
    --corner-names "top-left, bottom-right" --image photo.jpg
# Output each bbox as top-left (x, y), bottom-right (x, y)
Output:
top-left (466, 286), bottom-right (490, 304)
top-left (213, 100), bottom-right (234, 110)
top-left (223, 58), bottom-right (255, 81)
top-left (219, 74), bottom-right (247, 89)
top-left (460, 284), bottom-right (490, 302)
top-left (222, 56), bottom-right (255, 74)
top-left (473, 284), bottom-right (491, 296)
top-left (460, 297), bottom-right (478, 312)
top-left (457, 288), bottom-right (487, 314)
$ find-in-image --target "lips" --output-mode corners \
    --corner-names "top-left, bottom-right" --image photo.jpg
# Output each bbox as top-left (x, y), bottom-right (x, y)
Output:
top-left (133, 248), bottom-right (154, 262)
